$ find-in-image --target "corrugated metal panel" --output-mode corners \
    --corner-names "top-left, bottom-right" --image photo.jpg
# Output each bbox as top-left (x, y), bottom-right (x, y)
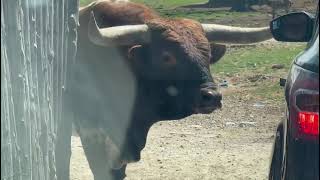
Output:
top-left (1, 0), bottom-right (78, 180)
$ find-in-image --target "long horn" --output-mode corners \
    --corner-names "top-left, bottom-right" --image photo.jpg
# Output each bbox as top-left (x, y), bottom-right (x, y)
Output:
top-left (202, 24), bottom-right (272, 44)
top-left (88, 12), bottom-right (151, 46)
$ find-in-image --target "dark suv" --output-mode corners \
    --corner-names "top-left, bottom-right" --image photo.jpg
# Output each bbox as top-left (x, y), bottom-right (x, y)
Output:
top-left (268, 8), bottom-right (319, 180)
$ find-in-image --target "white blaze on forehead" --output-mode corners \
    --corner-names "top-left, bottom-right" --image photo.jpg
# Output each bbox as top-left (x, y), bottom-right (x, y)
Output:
top-left (166, 86), bottom-right (179, 96)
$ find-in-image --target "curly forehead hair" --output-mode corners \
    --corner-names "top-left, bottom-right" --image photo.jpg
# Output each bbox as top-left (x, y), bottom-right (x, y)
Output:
top-left (146, 18), bottom-right (212, 64)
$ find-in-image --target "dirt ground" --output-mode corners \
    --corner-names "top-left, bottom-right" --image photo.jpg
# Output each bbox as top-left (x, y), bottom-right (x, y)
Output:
top-left (70, 80), bottom-right (285, 180)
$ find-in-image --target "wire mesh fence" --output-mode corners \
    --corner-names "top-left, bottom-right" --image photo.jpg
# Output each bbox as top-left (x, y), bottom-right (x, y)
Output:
top-left (1, 0), bottom-right (78, 180)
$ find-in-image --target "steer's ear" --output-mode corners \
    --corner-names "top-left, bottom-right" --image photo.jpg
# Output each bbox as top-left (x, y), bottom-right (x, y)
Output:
top-left (128, 45), bottom-right (149, 67)
top-left (128, 45), bottom-right (144, 60)
top-left (210, 43), bottom-right (227, 64)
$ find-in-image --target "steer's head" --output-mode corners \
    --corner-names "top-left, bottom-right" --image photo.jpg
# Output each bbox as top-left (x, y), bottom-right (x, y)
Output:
top-left (129, 18), bottom-right (225, 120)
top-left (85, 10), bottom-right (272, 168)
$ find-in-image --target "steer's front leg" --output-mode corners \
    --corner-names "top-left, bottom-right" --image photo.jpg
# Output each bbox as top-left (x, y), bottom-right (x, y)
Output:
top-left (78, 128), bottom-right (126, 180)
top-left (111, 165), bottom-right (127, 180)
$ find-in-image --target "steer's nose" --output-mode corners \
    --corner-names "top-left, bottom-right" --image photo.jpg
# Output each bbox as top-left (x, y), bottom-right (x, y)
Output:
top-left (200, 89), bottom-right (222, 108)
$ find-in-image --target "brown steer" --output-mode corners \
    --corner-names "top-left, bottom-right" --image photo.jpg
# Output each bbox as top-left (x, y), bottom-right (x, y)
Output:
top-left (71, 0), bottom-right (272, 179)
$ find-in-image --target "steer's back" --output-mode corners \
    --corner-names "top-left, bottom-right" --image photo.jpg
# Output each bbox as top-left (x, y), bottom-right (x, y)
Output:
top-left (79, 0), bottom-right (159, 36)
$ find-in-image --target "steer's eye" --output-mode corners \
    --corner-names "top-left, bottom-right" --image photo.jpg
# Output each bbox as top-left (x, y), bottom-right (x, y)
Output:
top-left (162, 52), bottom-right (177, 67)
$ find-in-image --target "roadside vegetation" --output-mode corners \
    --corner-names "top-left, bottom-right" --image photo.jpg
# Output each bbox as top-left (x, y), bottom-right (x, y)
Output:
top-left (81, 0), bottom-right (263, 22)
top-left (212, 43), bottom-right (305, 102)
top-left (212, 44), bottom-right (305, 75)
top-left (133, 0), bottom-right (206, 8)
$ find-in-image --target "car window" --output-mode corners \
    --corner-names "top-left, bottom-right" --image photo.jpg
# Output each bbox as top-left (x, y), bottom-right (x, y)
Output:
top-left (295, 12), bottom-right (319, 73)
top-left (307, 6), bottom-right (319, 47)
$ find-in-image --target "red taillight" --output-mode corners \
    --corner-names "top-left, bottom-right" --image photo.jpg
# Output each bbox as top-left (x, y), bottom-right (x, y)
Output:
top-left (293, 90), bottom-right (319, 138)
top-left (298, 111), bottom-right (319, 135)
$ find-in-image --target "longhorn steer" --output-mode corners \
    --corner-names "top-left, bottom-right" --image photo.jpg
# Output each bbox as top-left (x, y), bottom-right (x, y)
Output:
top-left (71, 1), bottom-right (272, 179)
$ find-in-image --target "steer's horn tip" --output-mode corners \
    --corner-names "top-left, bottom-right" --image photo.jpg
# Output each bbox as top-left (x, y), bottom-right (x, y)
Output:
top-left (89, 11), bottom-right (98, 29)
top-left (88, 11), bottom-right (103, 43)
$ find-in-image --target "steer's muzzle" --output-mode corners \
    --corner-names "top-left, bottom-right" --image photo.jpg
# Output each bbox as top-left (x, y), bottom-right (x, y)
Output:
top-left (194, 88), bottom-right (222, 114)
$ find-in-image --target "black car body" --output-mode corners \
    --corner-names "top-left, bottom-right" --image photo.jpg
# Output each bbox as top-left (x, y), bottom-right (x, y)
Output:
top-left (269, 9), bottom-right (319, 180)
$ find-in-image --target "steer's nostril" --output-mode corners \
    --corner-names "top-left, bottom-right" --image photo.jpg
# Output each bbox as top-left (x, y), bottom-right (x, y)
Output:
top-left (200, 90), bottom-right (222, 105)
top-left (202, 92), bottom-right (214, 102)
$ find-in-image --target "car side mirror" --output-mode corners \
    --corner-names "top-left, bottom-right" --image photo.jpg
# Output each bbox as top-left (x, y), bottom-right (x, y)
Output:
top-left (280, 78), bottom-right (286, 87)
top-left (270, 12), bottom-right (315, 42)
